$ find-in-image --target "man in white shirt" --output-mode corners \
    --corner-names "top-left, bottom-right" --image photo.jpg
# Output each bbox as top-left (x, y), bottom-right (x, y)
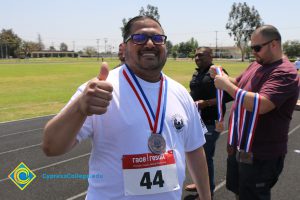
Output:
top-left (43, 15), bottom-right (211, 200)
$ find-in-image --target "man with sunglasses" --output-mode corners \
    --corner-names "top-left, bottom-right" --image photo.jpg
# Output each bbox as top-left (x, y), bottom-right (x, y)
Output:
top-left (210, 25), bottom-right (300, 200)
top-left (43, 16), bottom-right (211, 200)
top-left (185, 47), bottom-right (231, 199)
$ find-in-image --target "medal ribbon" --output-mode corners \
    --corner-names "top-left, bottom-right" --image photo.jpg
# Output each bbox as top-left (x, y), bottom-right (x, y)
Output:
top-left (230, 90), bottom-right (260, 152)
top-left (227, 112), bottom-right (235, 145)
top-left (244, 93), bottom-right (260, 152)
top-left (215, 66), bottom-right (224, 122)
top-left (236, 91), bottom-right (247, 149)
top-left (122, 65), bottom-right (167, 134)
top-left (228, 88), bottom-right (242, 146)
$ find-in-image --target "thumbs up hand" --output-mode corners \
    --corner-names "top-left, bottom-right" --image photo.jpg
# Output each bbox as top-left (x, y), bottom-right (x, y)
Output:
top-left (78, 62), bottom-right (113, 116)
top-left (98, 62), bottom-right (109, 81)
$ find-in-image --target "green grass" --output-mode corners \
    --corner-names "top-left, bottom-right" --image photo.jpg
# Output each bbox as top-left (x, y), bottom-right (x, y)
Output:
top-left (0, 58), bottom-right (248, 122)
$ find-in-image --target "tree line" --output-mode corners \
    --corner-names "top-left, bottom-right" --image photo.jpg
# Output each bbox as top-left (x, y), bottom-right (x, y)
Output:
top-left (1, 3), bottom-right (300, 60)
top-left (0, 29), bottom-right (72, 59)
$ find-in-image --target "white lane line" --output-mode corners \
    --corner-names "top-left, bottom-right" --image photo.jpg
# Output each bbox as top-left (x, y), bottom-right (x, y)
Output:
top-left (214, 180), bottom-right (226, 192)
top-left (214, 123), bottom-right (300, 193)
top-left (32, 153), bottom-right (90, 173)
top-left (66, 191), bottom-right (87, 200)
top-left (0, 114), bottom-right (55, 125)
top-left (0, 102), bottom-right (60, 111)
top-left (294, 150), bottom-right (300, 154)
top-left (288, 123), bottom-right (300, 135)
top-left (0, 128), bottom-right (43, 138)
top-left (0, 153), bottom-right (90, 183)
top-left (221, 130), bottom-right (228, 136)
top-left (0, 143), bottom-right (42, 156)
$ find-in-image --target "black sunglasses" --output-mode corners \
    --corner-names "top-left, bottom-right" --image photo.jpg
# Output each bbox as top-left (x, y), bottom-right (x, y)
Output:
top-left (250, 39), bottom-right (277, 53)
top-left (125, 34), bottom-right (167, 45)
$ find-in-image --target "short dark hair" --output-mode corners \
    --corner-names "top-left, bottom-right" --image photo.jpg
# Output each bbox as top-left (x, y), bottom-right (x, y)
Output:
top-left (195, 47), bottom-right (213, 56)
top-left (254, 25), bottom-right (281, 42)
top-left (123, 16), bottom-right (164, 42)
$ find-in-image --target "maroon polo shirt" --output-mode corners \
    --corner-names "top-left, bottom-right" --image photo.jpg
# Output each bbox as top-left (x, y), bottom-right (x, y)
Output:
top-left (234, 58), bottom-right (300, 159)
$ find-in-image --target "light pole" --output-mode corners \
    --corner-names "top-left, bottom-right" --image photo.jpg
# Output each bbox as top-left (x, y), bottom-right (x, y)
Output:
top-left (215, 31), bottom-right (218, 58)
top-left (72, 41), bottom-right (75, 58)
top-left (104, 38), bottom-right (107, 54)
top-left (97, 39), bottom-right (100, 61)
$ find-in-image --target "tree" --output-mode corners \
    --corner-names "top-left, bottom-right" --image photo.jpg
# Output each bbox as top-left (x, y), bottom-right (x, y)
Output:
top-left (121, 4), bottom-right (160, 37)
top-left (37, 34), bottom-right (45, 51)
top-left (16, 41), bottom-right (40, 58)
top-left (60, 42), bottom-right (68, 51)
top-left (0, 29), bottom-right (22, 58)
top-left (171, 44), bottom-right (179, 60)
top-left (49, 46), bottom-right (56, 51)
top-left (177, 38), bottom-right (198, 58)
top-left (283, 40), bottom-right (300, 58)
top-left (226, 2), bottom-right (263, 61)
top-left (83, 46), bottom-right (97, 57)
top-left (165, 40), bottom-right (173, 57)
top-left (139, 4), bottom-right (160, 21)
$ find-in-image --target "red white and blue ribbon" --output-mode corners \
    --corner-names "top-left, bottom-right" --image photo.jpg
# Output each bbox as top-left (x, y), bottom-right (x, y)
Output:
top-left (122, 65), bottom-right (168, 134)
top-left (228, 88), bottom-right (242, 146)
top-left (227, 113), bottom-right (235, 146)
top-left (228, 89), bottom-right (261, 153)
top-left (215, 66), bottom-right (224, 122)
top-left (244, 93), bottom-right (260, 152)
top-left (236, 90), bottom-right (247, 149)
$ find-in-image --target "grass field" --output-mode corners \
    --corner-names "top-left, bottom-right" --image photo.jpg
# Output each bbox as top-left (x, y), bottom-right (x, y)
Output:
top-left (0, 58), bottom-right (249, 122)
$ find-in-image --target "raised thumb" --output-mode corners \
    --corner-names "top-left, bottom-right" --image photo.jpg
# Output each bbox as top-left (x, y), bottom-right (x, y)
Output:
top-left (98, 62), bottom-right (109, 80)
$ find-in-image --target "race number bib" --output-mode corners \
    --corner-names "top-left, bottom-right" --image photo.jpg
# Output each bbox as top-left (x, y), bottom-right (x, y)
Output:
top-left (122, 150), bottom-right (180, 196)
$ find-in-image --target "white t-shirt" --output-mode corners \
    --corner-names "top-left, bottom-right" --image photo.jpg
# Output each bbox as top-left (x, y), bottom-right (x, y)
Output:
top-left (70, 65), bottom-right (206, 200)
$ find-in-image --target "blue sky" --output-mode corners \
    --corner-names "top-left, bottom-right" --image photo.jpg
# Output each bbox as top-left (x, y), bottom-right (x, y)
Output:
top-left (1, 0), bottom-right (299, 52)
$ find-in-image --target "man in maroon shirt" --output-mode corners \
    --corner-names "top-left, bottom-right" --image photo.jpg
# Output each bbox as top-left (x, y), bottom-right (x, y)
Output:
top-left (210, 25), bottom-right (300, 200)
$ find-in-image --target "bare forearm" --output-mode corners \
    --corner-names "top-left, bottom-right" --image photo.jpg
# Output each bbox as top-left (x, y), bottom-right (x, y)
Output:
top-left (196, 98), bottom-right (216, 110)
top-left (222, 82), bottom-right (275, 114)
top-left (186, 147), bottom-right (211, 200)
top-left (239, 92), bottom-right (275, 114)
top-left (229, 77), bottom-right (237, 85)
top-left (43, 97), bottom-right (87, 156)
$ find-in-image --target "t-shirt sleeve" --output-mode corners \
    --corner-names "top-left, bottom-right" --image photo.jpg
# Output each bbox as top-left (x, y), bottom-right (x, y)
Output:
top-left (76, 116), bottom-right (93, 142)
top-left (259, 71), bottom-right (299, 107)
top-left (184, 95), bottom-right (207, 152)
top-left (61, 83), bottom-right (94, 143)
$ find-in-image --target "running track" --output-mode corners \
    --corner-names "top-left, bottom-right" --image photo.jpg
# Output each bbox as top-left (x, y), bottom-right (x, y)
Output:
top-left (0, 107), bottom-right (299, 200)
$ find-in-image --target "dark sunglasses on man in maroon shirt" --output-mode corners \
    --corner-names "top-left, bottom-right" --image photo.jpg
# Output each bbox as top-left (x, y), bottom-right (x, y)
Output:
top-left (250, 39), bottom-right (278, 53)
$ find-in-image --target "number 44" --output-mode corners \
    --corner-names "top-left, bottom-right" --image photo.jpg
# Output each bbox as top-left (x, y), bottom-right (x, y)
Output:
top-left (140, 170), bottom-right (165, 189)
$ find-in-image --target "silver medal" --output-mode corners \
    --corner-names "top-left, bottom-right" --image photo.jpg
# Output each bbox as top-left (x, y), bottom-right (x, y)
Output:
top-left (148, 134), bottom-right (166, 154)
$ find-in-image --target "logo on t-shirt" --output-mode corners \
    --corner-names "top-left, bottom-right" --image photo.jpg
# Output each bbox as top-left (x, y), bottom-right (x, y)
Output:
top-left (172, 114), bottom-right (184, 132)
